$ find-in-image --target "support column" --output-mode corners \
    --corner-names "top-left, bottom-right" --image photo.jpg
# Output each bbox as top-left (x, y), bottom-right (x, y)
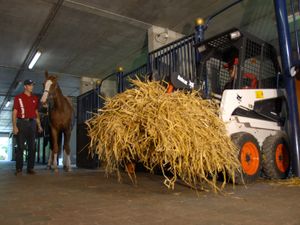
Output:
top-left (273, 0), bottom-right (300, 176)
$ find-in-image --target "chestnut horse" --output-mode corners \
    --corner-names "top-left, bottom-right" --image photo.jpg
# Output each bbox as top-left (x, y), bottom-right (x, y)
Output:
top-left (41, 71), bottom-right (74, 172)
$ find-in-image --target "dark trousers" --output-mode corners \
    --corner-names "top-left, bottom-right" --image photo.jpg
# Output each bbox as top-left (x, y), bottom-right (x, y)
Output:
top-left (15, 119), bottom-right (36, 171)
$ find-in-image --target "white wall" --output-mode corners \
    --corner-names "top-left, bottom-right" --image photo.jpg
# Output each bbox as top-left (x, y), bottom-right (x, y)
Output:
top-left (80, 76), bottom-right (117, 97)
top-left (80, 76), bottom-right (100, 94)
top-left (148, 25), bottom-right (184, 52)
top-left (100, 79), bottom-right (117, 97)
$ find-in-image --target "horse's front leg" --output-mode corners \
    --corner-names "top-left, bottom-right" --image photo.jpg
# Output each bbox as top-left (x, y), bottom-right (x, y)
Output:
top-left (47, 151), bottom-right (53, 170)
top-left (51, 128), bottom-right (59, 172)
top-left (63, 130), bottom-right (72, 172)
top-left (46, 131), bottom-right (54, 170)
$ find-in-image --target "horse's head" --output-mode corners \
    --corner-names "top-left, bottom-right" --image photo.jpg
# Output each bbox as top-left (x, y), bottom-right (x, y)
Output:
top-left (41, 71), bottom-right (58, 104)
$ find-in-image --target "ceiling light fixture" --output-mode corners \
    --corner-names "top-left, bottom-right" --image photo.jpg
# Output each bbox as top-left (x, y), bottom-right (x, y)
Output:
top-left (5, 100), bottom-right (10, 108)
top-left (28, 50), bottom-right (42, 69)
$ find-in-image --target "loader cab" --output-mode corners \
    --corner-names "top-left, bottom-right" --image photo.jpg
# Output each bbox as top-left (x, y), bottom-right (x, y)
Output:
top-left (196, 28), bottom-right (281, 97)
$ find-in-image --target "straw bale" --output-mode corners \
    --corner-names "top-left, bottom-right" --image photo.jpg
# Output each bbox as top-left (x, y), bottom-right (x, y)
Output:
top-left (86, 80), bottom-right (241, 192)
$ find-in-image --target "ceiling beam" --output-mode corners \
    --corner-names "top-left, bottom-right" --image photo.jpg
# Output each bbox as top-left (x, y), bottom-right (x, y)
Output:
top-left (0, 0), bottom-right (65, 114)
top-left (65, 0), bottom-right (151, 29)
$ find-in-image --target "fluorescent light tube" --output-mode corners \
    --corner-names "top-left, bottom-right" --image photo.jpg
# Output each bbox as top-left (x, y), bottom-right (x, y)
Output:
top-left (5, 101), bottom-right (10, 108)
top-left (28, 51), bottom-right (42, 69)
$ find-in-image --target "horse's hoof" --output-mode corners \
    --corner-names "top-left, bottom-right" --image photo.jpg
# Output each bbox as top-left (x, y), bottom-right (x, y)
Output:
top-left (53, 168), bottom-right (59, 173)
top-left (64, 167), bottom-right (72, 172)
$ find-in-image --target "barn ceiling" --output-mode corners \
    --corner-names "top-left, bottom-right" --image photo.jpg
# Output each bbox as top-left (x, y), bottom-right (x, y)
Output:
top-left (0, 0), bottom-right (281, 132)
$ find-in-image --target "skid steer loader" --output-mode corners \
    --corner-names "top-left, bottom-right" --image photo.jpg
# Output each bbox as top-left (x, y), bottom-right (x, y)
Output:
top-left (167, 28), bottom-right (290, 183)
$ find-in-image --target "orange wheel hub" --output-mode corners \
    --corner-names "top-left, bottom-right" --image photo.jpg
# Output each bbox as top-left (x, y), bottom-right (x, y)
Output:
top-left (275, 144), bottom-right (289, 173)
top-left (240, 142), bottom-right (260, 175)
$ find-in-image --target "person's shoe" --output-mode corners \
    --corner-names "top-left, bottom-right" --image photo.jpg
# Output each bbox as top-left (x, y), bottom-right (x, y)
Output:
top-left (27, 169), bottom-right (36, 175)
top-left (15, 169), bottom-right (22, 176)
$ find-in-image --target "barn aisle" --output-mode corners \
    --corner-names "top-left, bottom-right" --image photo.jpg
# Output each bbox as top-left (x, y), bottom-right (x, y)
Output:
top-left (0, 161), bottom-right (300, 225)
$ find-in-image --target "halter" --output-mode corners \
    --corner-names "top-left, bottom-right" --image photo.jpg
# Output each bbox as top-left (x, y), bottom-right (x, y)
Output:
top-left (41, 79), bottom-right (56, 109)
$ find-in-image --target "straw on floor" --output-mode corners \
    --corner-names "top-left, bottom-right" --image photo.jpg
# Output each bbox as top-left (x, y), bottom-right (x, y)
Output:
top-left (86, 79), bottom-right (241, 192)
top-left (269, 177), bottom-right (300, 187)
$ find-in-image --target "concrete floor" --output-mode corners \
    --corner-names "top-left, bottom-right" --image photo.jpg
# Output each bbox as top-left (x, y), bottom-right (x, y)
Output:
top-left (0, 161), bottom-right (300, 225)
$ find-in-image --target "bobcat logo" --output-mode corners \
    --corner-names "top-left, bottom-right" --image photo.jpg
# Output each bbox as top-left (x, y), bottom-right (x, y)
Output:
top-left (237, 94), bottom-right (242, 102)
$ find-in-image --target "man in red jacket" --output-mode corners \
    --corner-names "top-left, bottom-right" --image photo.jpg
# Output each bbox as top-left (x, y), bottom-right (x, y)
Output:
top-left (12, 79), bottom-right (43, 175)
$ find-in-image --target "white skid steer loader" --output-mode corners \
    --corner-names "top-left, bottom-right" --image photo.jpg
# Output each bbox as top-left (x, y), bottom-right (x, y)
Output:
top-left (169, 28), bottom-right (290, 183)
top-left (197, 29), bottom-right (290, 183)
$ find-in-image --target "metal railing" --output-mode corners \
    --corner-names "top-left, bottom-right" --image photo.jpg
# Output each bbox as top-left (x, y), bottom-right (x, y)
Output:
top-left (77, 87), bottom-right (103, 124)
top-left (77, 72), bottom-right (117, 124)
top-left (77, 33), bottom-right (198, 123)
top-left (148, 34), bottom-right (196, 82)
top-left (121, 63), bottom-right (148, 91)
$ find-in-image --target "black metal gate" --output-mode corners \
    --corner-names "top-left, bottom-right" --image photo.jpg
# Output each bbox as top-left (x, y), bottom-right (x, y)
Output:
top-left (76, 87), bottom-right (104, 168)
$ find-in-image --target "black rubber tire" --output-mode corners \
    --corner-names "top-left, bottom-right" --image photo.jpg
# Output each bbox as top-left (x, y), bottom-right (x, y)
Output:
top-left (231, 132), bottom-right (262, 184)
top-left (262, 132), bottom-right (290, 179)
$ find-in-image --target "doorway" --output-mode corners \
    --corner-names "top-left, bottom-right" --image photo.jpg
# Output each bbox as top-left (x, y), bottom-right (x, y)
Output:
top-left (0, 135), bottom-right (12, 161)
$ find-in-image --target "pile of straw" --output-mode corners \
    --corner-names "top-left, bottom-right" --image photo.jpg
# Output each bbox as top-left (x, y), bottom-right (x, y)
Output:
top-left (87, 80), bottom-right (241, 192)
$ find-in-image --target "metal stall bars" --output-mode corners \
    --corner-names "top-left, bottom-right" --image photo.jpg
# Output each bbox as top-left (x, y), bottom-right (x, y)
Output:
top-left (76, 88), bottom-right (101, 169)
top-left (76, 71), bottom-right (118, 168)
top-left (148, 33), bottom-right (197, 90)
top-left (121, 64), bottom-right (148, 91)
top-left (77, 88), bottom-right (100, 125)
top-left (274, 0), bottom-right (300, 176)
